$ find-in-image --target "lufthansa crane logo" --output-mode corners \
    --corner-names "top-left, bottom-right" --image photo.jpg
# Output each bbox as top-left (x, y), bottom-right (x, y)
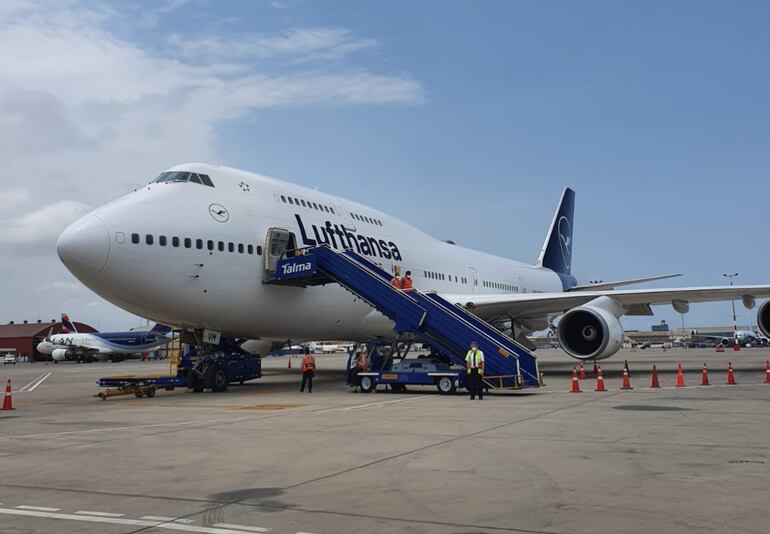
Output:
top-left (557, 216), bottom-right (572, 269)
top-left (208, 203), bottom-right (229, 223)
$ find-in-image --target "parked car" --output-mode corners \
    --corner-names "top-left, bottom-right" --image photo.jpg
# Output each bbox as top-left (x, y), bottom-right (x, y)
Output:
top-left (3, 353), bottom-right (18, 365)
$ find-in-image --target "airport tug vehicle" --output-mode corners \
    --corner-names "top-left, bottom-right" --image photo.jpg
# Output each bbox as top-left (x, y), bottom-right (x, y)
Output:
top-left (271, 245), bottom-right (543, 394)
top-left (96, 350), bottom-right (261, 400)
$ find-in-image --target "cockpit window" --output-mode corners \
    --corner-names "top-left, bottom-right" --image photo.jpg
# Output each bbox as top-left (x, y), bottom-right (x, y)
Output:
top-left (151, 172), bottom-right (215, 187)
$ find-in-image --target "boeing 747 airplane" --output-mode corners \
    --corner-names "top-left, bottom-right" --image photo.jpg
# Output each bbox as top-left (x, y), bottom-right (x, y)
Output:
top-left (55, 163), bottom-right (770, 361)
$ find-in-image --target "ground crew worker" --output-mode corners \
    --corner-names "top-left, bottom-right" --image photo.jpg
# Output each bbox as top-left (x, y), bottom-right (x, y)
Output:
top-left (351, 351), bottom-right (368, 392)
top-left (465, 341), bottom-right (484, 400)
top-left (401, 270), bottom-right (413, 291)
top-left (390, 266), bottom-right (402, 289)
top-left (300, 347), bottom-right (316, 393)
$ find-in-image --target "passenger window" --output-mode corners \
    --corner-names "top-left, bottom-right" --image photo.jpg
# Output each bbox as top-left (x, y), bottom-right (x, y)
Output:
top-left (172, 237), bottom-right (180, 247)
top-left (188, 174), bottom-right (202, 184)
top-left (247, 244), bottom-right (254, 254)
top-left (145, 234), bottom-right (154, 245)
top-left (131, 233), bottom-right (140, 244)
top-left (281, 195), bottom-right (286, 203)
top-left (294, 198), bottom-right (300, 205)
top-left (300, 199), bottom-right (307, 207)
top-left (184, 238), bottom-right (192, 248)
top-left (288, 197), bottom-right (294, 205)
top-left (159, 236), bottom-right (167, 246)
top-left (324, 206), bottom-right (330, 213)
top-left (329, 207), bottom-right (335, 214)
top-left (115, 232), bottom-right (125, 243)
top-left (218, 241), bottom-right (225, 252)
top-left (207, 240), bottom-right (214, 251)
top-left (238, 243), bottom-right (244, 254)
top-left (228, 242), bottom-right (235, 253)
top-left (256, 245), bottom-right (263, 255)
top-left (196, 239), bottom-right (203, 249)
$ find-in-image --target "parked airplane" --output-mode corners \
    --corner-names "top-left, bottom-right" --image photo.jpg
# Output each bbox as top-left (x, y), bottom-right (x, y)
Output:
top-left (696, 330), bottom-right (770, 348)
top-left (55, 163), bottom-right (770, 361)
top-left (37, 314), bottom-right (172, 362)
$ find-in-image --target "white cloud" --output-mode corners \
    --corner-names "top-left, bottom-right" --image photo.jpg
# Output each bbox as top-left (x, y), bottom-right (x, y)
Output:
top-left (167, 27), bottom-right (378, 63)
top-left (0, 198), bottom-right (92, 250)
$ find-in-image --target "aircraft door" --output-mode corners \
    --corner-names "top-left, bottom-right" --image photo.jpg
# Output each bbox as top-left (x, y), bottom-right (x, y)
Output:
top-left (467, 267), bottom-right (478, 294)
top-left (264, 227), bottom-right (292, 273)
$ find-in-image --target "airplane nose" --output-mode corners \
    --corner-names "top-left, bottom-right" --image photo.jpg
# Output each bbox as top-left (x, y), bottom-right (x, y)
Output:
top-left (57, 214), bottom-right (110, 280)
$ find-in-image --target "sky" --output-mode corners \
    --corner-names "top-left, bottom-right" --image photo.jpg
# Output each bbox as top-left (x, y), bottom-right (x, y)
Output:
top-left (0, 0), bottom-right (768, 332)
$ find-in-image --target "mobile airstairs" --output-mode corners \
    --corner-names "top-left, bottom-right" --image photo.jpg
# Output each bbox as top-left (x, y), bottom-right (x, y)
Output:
top-left (271, 245), bottom-right (542, 392)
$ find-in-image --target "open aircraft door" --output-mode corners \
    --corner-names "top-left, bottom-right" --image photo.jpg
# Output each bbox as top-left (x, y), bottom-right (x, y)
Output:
top-left (264, 228), bottom-right (295, 273)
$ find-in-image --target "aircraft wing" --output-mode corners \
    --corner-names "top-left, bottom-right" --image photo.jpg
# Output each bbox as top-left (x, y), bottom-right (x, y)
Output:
top-left (442, 285), bottom-right (770, 321)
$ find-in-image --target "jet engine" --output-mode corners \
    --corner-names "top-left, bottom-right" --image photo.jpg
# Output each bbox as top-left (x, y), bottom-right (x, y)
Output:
top-left (51, 348), bottom-right (73, 361)
top-left (557, 296), bottom-right (624, 360)
top-left (758, 300), bottom-right (770, 338)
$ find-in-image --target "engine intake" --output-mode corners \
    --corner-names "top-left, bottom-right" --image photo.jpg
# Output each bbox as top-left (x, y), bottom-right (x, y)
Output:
top-left (758, 300), bottom-right (770, 339)
top-left (557, 299), bottom-right (624, 360)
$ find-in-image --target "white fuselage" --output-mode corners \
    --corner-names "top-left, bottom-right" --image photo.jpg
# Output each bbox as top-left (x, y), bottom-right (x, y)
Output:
top-left (57, 163), bottom-right (564, 342)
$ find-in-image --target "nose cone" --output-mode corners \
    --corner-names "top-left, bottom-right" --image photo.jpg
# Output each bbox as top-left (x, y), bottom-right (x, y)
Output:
top-left (57, 214), bottom-right (110, 280)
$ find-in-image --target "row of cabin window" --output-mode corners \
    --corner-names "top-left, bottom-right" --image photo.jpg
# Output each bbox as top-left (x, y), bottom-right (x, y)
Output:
top-left (351, 212), bottom-right (383, 226)
top-left (280, 195), bottom-right (335, 214)
top-left (483, 280), bottom-right (522, 292)
top-left (130, 233), bottom-right (263, 255)
top-left (423, 270), bottom-right (468, 284)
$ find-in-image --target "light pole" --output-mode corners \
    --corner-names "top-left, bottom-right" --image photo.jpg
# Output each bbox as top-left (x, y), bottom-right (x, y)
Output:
top-left (722, 273), bottom-right (739, 336)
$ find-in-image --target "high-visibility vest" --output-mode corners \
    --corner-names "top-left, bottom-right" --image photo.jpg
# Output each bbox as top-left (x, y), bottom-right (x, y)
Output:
top-left (302, 355), bottom-right (316, 372)
top-left (391, 277), bottom-right (402, 289)
top-left (401, 276), bottom-right (413, 290)
top-left (465, 349), bottom-right (484, 370)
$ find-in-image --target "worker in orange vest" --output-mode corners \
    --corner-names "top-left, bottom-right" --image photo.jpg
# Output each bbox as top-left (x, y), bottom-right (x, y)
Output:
top-left (390, 266), bottom-right (402, 290)
top-left (401, 270), bottom-right (413, 291)
top-left (300, 346), bottom-right (316, 393)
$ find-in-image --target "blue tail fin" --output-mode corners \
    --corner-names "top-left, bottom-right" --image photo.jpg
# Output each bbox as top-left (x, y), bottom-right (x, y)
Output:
top-left (61, 313), bottom-right (79, 334)
top-left (537, 187), bottom-right (575, 276)
top-left (150, 323), bottom-right (172, 335)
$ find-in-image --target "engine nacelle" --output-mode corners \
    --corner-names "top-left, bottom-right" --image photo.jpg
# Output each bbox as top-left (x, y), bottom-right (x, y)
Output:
top-left (557, 297), bottom-right (624, 360)
top-left (51, 348), bottom-right (72, 361)
top-left (758, 300), bottom-right (770, 339)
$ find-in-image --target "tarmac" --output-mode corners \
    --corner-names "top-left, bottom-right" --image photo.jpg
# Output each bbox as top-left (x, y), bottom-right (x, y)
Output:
top-left (1, 347), bottom-right (769, 534)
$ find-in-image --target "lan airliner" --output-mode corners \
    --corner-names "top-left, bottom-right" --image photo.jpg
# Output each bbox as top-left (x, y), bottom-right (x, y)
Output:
top-left (36, 313), bottom-right (172, 362)
top-left (55, 163), bottom-right (770, 360)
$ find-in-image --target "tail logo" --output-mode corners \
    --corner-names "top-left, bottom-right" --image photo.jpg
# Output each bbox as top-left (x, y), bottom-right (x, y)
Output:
top-left (558, 216), bottom-right (572, 270)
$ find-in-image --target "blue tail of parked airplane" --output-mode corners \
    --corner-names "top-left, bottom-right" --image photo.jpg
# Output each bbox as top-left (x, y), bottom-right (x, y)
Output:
top-left (536, 187), bottom-right (577, 290)
top-left (61, 313), bottom-right (78, 333)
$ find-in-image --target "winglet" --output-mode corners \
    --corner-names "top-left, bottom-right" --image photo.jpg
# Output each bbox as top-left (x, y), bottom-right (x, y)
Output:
top-left (537, 187), bottom-right (575, 276)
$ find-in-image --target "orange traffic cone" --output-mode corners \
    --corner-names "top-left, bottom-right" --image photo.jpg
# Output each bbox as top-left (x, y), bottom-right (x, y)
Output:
top-left (733, 342), bottom-right (741, 352)
top-left (593, 361), bottom-right (598, 377)
top-left (578, 361), bottom-right (586, 380)
top-left (620, 367), bottom-right (633, 390)
top-left (287, 357), bottom-right (292, 369)
top-left (595, 366), bottom-right (607, 392)
top-left (675, 363), bottom-right (685, 388)
top-left (2, 379), bottom-right (13, 411)
top-left (726, 361), bottom-right (737, 385)
top-left (650, 365), bottom-right (661, 388)
top-left (570, 367), bottom-right (581, 393)
top-left (624, 359), bottom-right (630, 376)
top-left (764, 361), bottom-right (770, 384)
top-left (700, 362), bottom-right (710, 386)
top-left (715, 346), bottom-right (725, 353)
